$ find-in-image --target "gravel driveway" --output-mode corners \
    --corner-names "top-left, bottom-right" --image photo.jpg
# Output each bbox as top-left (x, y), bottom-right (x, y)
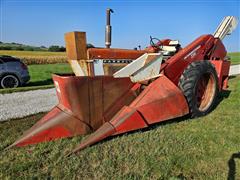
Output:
top-left (0, 88), bottom-right (58, 121)
top-left (0, 65), bottom-right (239, 122)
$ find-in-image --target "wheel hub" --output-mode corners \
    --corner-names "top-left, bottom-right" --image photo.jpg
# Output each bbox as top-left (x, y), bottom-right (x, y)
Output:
top-left (196, 73), bottom-right (216, 112)
top-left (1, 75), bottom-right (19, 88)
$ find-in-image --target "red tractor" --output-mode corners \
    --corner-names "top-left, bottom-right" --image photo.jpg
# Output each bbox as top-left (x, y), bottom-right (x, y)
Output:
top-left (9, 10), bottom-right (238, 155)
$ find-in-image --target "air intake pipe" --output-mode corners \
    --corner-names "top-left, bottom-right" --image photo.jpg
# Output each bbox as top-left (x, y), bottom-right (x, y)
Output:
top-left (105, 8), bottom-right (114, 48)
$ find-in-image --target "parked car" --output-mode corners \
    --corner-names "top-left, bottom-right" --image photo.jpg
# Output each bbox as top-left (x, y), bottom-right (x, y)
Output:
top-left (0, 55), bottom-right (30, 88)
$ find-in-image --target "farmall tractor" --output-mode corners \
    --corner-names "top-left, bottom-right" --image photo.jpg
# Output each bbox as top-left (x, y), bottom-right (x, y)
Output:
top-left (9, 9), bottom-right (238, 154)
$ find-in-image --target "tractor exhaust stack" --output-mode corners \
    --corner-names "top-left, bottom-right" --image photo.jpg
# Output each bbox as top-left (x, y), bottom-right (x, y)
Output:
top-left (105, 8), bottom-right (113, 48)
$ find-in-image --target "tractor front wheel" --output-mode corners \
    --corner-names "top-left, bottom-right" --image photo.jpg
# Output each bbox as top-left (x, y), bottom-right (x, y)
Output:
top-left (179, 60), bottom-right (219, 118)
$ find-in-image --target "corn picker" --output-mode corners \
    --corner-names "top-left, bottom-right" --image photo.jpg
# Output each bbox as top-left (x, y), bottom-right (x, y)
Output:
top-left (9, 9), bottom-right (238, 154)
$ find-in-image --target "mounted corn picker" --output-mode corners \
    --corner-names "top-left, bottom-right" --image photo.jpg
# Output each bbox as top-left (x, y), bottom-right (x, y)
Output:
top-left (9, 9), bottom-right (238, 154)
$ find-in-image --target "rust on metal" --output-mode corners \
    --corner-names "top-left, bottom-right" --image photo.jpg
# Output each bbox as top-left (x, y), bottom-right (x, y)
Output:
top-left (8, 106), bottom-right (91, 148)
top-left (105, 8), bottom-right (114, 48)
top-left (9, 74), bottom-right (139, 147)
top-left (103, 63), bottom-right (129, 75)
top-left (9, 15), bottom-right (236, 153)
top-left (71, 75), bottom-right (189, 153)
top-left (195, 73), bottom-right (216, 112)
top-left (130, 75), bottom-right (189, 124)
top-left (210, 60), bottom-right (230, 90)
top-left (53, 74), bottom-right (139, 130)
top-left (87, 48), bottom-right (152, 60)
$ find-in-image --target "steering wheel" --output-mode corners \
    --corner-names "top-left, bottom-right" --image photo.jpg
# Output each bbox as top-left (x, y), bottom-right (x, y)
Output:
top-left (150, 36), bottom-right (162, 48)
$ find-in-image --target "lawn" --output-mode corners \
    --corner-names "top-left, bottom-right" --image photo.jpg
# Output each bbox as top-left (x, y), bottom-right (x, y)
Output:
top-left (228, 52), bottom-right (240, 65)
top-left (0, 76), bottom-right (239, 179)
top-left (0, 63), bottom-right (72, 94)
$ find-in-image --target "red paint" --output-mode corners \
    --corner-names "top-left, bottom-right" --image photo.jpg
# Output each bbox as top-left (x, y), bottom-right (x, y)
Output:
top-left (110, 106), bottom-right (148, 135)
top-left (210, 60), bottom-right (231, 90)
top-left (131, 76), bottom-right (189, 124)
top-left (209, 39), bottom-right (227, 60)
top-left (71, 76), bottom-right (189, 151)
top-left (88, 48), bottom-right (152, 60)
top-left (163, 35), bottom-right (215, 85)
top-left (10, 32), bottom-right (230, 151)
top-left (16, 126), bottom-right (71, 147)
top-left (38, 106), bottom-right (61, 124)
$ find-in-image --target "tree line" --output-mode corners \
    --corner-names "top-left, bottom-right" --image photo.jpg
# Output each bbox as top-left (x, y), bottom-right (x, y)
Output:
top-left (0, 42), bottom-right (95, 52)
top-left (0, 42), bottom-right (66, 52)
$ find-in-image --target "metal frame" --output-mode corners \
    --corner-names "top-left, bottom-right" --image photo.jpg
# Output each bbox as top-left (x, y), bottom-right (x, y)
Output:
top-left (9, 16), bottom-right (238, 154)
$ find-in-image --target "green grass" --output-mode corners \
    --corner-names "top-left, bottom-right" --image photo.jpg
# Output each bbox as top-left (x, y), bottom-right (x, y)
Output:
top-left (228, 52), bottom-right (240, 65)
top-left (0, 76), bottom-right (239, 179)
top-left (0, 63), bottom-right (72, 94)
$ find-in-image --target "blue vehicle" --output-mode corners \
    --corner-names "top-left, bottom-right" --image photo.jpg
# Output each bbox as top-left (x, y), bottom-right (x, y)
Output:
top-left (0, 55), bottom-right (30, 88)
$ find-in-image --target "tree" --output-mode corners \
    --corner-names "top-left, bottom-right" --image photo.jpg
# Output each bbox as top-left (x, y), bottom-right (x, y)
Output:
top-left (24, 47), bottom-right (34, 51)
top-left (49, 45), bottom-right (59, 52)
top-left (87, 43), bottom-right (95, 48)
top-left (48, 45), bottom-right (66, 52)
top-left (15, 46), bottom-right (24, 51)
top-left (0, 46), bottom-right (12, 50)
top-left (59, 46), bottom-right (66, 52)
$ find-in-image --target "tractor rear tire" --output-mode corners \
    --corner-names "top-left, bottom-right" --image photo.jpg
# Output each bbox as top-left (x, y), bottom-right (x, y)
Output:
top-left (179, 60), bottom-right (218, 118)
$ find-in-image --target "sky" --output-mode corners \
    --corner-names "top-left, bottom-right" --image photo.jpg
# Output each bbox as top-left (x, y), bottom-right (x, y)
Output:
top-left (0, 0), bottom-right (239, 52)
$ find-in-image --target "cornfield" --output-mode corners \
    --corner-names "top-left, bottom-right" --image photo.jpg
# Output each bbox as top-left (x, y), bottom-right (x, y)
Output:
top-left (20, 55), bottom-right (67, 64)
top-left (0, 50), bottom-right (67, 65)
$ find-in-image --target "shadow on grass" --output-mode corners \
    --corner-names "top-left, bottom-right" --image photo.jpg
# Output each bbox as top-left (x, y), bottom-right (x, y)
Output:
top-left (115, 89), bottom-right (230, 136)
top-left (229, 75), bottom-right (237, 79)
top-left (209, 89), bottom-right (231, 115)
top-left (5, 88), bottom-right (232, 155)
top-left (217, 89), bottom-right (231, 102)
top-left (85, 89), bottom-right (231, 151)
top-left (228, 152), bottom-right (240, 180)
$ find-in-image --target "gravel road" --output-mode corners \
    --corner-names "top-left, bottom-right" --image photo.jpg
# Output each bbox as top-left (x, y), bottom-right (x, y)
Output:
top-left (0, 88), bottom-right (58, 121)
top-left (0, 65), bottom-right (239, 122)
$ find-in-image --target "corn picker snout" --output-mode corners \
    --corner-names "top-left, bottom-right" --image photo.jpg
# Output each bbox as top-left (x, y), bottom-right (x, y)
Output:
top-left (9, 10), bottom-right (238, 154)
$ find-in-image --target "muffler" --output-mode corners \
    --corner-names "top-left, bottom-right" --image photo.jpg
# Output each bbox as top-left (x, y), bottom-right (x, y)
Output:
top-left (105, 8), bottom-right (114, 48)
